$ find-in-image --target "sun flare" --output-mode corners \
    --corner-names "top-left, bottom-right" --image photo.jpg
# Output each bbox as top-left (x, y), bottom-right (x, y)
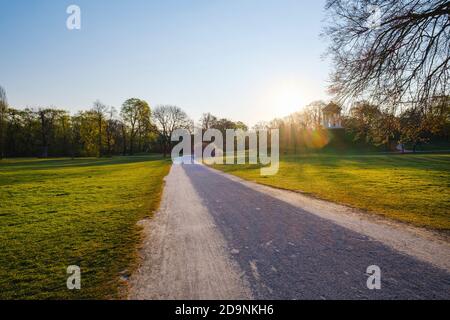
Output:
top-left (266, 80), bottom-right (306, 116)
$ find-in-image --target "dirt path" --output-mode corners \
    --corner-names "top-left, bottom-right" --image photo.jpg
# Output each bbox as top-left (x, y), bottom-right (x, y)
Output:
top-left (129, 163), bottom-right (450, 299)
top-left (128, 164), bottom-right (252, 299)
top-left (209, 166), bottom-right (450, 273)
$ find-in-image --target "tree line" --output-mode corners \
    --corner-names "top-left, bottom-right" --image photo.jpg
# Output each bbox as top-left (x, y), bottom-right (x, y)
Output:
top-left (0, 86), bottom-right (255, 159)
top-left (255, 98), bottom-right (449, 154)
top-left (1, 84), bottom-right (448, 159)
top-left (0, 88), bottom-right (194, 159)
top-left (186, 99), bottom-right (449, 154)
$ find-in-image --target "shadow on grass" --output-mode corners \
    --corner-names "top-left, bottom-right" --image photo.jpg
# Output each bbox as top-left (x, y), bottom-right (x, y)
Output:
top-left (0, 155), bottom-right (170, 171)
top-left (278, 153), bottom-right (450, 172)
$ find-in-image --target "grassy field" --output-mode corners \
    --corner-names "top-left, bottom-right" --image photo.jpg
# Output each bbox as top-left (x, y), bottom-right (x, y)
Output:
top-left (213, 153), bottom-right (450, 231)
top-left (0, 156), bottom-right (171, 299)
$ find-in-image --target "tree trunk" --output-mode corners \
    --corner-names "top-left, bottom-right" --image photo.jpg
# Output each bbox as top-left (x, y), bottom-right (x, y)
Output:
top-left (130, 135), bottom-right (134, 155)
top-left (122, 125), bottom-right (127, 156)
top-left (138, 130), bottom-right (142, 153)
top-left (162, 137), bottom-right (168, 158)
top-left (0, 118), bottom-right (3, 160)
top-left (41, 132), bottom-right (48, 158)
top-left (42, 145), bottom-right (48, 158)
top-left (107, 135), bottom-right (112, 156)
top-left (39, 112), bottom-right (49, 158)
top-left (98, 117), bottom-right (102, 158)
top-left (70, 138), bottom-right (75, 160)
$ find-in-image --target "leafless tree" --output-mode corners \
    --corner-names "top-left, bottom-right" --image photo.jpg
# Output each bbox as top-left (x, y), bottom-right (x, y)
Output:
top-left (200, 113), bottom-right (218, 130)
top-left (252, 121), bottom-right (270, 131)
top-left (303, 101), bottom-right (326, 129)
top-left (152, 105), bottom-right (191, 157)
top-left (324, 0), bottom-right (450, 110)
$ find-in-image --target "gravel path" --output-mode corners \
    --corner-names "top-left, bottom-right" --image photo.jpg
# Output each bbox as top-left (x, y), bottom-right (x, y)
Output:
top-left (129, 163), bottom-right (450, 300)
top-left (129, 163), bottom-right (252, 299)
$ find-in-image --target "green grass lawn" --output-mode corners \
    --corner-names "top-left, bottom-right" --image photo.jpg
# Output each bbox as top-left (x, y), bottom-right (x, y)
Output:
top-left (0, 155), bottom-right (171, 299)
top-left (213, 153), bottom-right (450, 231)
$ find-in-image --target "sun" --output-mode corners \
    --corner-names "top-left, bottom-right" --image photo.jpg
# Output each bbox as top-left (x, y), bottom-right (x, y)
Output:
top-left (266, 80), bottom-right (306, 116)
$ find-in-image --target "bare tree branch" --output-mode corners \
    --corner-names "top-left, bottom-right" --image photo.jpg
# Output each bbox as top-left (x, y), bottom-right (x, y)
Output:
top-left (324, 0), bottom-right (450, 110)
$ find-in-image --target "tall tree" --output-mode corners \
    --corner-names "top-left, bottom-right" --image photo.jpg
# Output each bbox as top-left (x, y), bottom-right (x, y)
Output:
top-left (325, 0), bottom-right (450, 109)
top-left (200, 113), bottom-right (218, 130)
top-left (105, 107), bottom-right (117, 156)
top-left (92, 100), bottom-right (107, 157)
top-left (303, 101), bottom-right (326, 129)
top-left (121, 98), bottom-right (150, 155)
top-left (77, 110), bottom-right (100, 157)
top-left (37, 108), bottom-right (62, 157)
top-left (120, 121), bottom-right (128, 156)
top-left (0, 86), bottom-right (7, 159)
top-left (55, 111), bottom-right (72, 156)
top-left (347, 101), bottom-right (382, 144)
top-left (137, 102), bottom-right (152, 153)
top-left (399, 108), bottom-right (430, 152)
top-left (22, 108), bottom-right (39, 156)
top-left (152, 105), bottom-right (191, 157)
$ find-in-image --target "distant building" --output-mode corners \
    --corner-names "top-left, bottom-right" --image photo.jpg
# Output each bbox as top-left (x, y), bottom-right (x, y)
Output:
top-left (322, 102), bottom-right (343, 129)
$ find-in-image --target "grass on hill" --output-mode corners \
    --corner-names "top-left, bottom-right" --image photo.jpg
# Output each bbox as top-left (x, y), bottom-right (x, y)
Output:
top-left (0, 155), bottom-right (171, 299)
top-left (213, 153), bottom-right (450, 231)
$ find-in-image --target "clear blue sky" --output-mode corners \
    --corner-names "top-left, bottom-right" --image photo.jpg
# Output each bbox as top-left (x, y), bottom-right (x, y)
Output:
top-left (0, 0), bottom-right (330, 126)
